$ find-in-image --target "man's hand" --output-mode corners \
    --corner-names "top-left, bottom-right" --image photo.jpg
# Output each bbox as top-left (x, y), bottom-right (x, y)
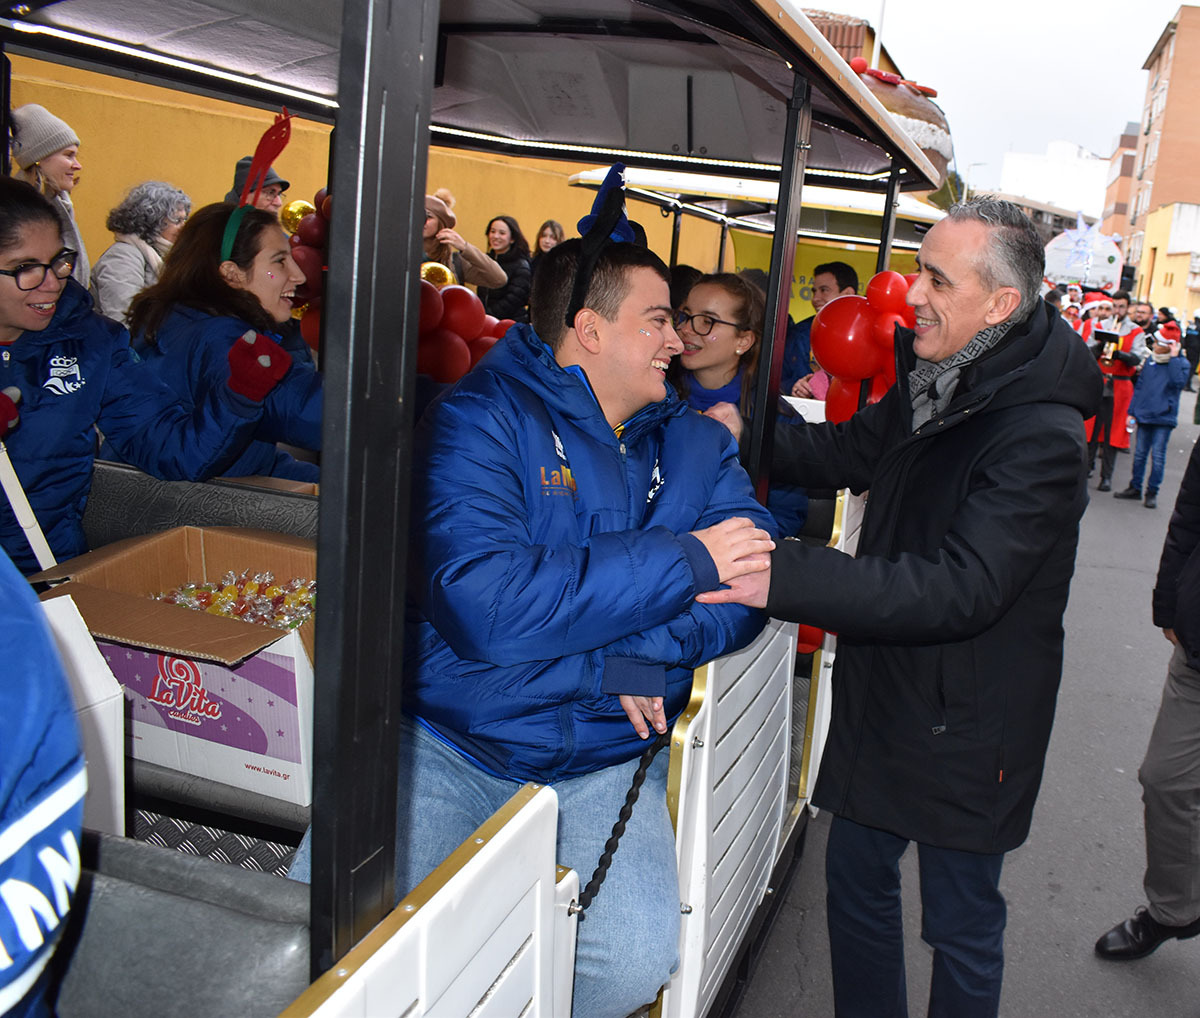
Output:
top-left (1164, 627), bottom-right (1180, 646)
top-left (690, 517), bottom-right (774, 584)
top-left (702, 401), bottom-right (742, 442)
top-left (620, 694), bottom-right (667, 740)
top-left (695, 560), bottom-right (772, 609)
top-left (791, 374), bottom-right (816, 398)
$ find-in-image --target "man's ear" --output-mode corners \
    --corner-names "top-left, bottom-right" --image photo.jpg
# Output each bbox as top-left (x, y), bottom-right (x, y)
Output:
top-left (986, 287), bottom-right (1022, 324)
top-left (573, 308), bottom-right (603, 353)
top-left (219, 261), bottom-right (244, 287)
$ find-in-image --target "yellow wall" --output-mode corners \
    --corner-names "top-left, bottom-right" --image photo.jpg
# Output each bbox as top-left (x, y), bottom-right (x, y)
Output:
top-left (10, 55), bottom-right (334, 262)
top-left (1137, 203), bottom-right (1194, 312)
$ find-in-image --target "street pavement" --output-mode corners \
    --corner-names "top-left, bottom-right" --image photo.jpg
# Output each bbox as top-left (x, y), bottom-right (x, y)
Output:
top-left (734, 393), bottom-right (1200, 1018)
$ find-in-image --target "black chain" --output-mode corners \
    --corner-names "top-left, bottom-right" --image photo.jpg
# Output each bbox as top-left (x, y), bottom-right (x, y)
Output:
top-left (575, 731), bottom-right (671, 917)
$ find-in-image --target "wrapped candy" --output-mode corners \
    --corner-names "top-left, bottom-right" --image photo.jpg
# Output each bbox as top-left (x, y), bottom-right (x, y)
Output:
top-left (154, 570), bottom-right (316, 632)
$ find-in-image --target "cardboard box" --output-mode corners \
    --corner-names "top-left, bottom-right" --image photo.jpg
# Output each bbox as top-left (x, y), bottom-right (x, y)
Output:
top-left (34, 527), bottom-right (316, 807)
top-left (41, 594), bottom-right (125, 836)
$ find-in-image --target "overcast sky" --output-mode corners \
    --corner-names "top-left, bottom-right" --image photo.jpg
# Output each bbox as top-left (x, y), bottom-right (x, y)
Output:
top-left (810, 0), bottom-right (1187, 191)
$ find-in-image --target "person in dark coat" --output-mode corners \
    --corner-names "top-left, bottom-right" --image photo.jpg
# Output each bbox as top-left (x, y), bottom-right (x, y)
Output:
top-left (476, 214), bottom-right (531, 323)
top-left (1096, 436), bottom-right (1200, 960)
top-left (700, 196), bottom-right (1103, 1018)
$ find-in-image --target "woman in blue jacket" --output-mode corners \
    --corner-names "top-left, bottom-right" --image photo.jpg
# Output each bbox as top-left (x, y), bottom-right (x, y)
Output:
top-left (126, 202), bottom-right (322, 481)
top-left (1115, 322), bottom-right (1191, 508)
top-left (671, 272), bottom-right (808, 535)
top-left (0, 177), bottom-right (290, 574)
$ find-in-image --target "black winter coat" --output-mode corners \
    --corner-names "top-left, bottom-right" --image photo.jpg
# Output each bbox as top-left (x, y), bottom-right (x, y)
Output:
top-left (477, 248), bottom-right (531, 323)
top-left (1152, 437), bottom-right (1200, 664)
top-left (768, 303), bottom-right (1103, 853)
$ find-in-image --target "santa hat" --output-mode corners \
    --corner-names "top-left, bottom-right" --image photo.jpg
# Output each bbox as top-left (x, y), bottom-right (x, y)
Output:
top-left (1081, 292), bottom-right (1111, 314)
top-left (1158, 320), bottom-right (1182, 343)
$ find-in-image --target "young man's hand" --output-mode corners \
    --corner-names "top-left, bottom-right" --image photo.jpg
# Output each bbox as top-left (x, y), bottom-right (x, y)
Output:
top-left (695, 565), bottom-right (771, 610)
top-left (619, 694), bottom-right (666, 740)
top-left (690, 517), bottom-right (774, 584)
top-left (702, 401), bottom-right (742, 441)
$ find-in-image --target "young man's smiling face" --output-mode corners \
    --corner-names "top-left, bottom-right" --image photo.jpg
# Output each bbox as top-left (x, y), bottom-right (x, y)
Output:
top-left (586, 266), bottom-right (682, 427)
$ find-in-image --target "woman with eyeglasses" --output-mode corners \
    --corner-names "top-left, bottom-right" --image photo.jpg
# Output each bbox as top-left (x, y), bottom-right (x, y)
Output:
top-left (125, 202), bottom-right (322, 481)
top-left (0, 177), bottom-right (291, 574)
top-left (670, 272), bottom-right (808, 534)
top-left (91, 181), bottom-right (191, 323)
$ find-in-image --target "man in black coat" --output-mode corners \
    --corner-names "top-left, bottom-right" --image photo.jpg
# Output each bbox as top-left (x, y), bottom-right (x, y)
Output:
top-left (700, 197), bottom-right (1103, 1017)
top-left (1095, 436), bottom-right (1200, 959)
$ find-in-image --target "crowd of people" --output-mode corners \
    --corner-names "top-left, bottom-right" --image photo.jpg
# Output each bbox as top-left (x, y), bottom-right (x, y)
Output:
top-left (8, 96), bottom-right (1200, 1018)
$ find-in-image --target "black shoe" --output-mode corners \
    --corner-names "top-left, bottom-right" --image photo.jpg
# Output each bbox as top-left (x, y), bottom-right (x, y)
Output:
top-left (1095, 907), bottom-right (1200, 960)
top-left (1098, 479), bottom-right (1112, 492)
top-left (1114, 486), bottom-right (1141, 500)
top-left (1145, 492), bottom-right (1158, 509)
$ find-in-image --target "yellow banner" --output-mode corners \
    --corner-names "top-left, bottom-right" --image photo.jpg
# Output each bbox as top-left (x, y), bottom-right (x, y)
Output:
top-left (731, 231), bottom-right (917, 322)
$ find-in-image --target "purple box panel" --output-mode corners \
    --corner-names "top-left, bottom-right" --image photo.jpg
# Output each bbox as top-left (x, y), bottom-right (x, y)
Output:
top-left (101, 641), bottom-right (303, 764)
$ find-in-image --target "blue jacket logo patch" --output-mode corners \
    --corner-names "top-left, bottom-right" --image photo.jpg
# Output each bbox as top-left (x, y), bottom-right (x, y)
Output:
top-left (43, 355), bottom-right (85, 395)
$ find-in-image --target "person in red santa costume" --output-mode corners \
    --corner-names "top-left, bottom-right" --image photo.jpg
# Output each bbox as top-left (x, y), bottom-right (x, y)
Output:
top-left (1080, 290), bottom-right (1149, 490)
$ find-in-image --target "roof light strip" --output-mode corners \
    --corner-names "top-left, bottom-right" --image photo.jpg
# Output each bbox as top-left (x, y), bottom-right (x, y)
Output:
top-left (2, 18), bottom-right (338, 109)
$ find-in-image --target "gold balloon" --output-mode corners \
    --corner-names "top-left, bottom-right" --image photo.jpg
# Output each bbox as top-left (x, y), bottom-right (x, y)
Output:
top-left (421, 261), bottom-right (456, 287)
top-left (280, 199), bottom-right (316, 235)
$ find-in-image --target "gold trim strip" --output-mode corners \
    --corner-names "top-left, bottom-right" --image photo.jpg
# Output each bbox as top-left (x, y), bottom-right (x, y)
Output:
top-left (666, 660), bottom-right (711, 831)
top-left (280, 782), bottom-right (547, 1016)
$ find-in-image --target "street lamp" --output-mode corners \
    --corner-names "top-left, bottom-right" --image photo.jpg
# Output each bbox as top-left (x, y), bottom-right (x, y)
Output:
top-left (964, 161), bottom-right (987, 201)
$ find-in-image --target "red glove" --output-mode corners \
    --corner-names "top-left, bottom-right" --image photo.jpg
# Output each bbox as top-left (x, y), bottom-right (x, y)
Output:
top-left (0, 386), bottom-right (20, 440)
top-left (227, 330), bottom-right (292, 402)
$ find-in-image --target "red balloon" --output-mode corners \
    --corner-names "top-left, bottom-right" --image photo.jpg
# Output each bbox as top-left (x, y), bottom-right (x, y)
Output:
top-left (493, 318), bottom-right (516, 338)
top-left (810, 295), bottom-right (884, 381)
top-left (290, 244), bottom-right (324, 291)
top-left (825, 377), bottom-right (861, 424)
top-left (849, 56), bottom-right (868, 73)
top-left (321, 194), bottom-right (333, 220)
top-left (480, 314), bottom-right (499, 337)
top-left (300, 305), bottom-right (321, 351)
top-left (867, 373), bottom-right (892, 404)
top-left (417, 328), bottom-right (472, 383)
top-left (296, 212), bottom-right (328, 249)
top-left (796, 624), bottom-right (825, 654)
top-left (904, 272), bottom-right (919, 288)
top-left (439, 285), bottom-right (487, 340)
top-left (865, 271), bottom-right (910, 314)
top-left (419, 279), bottom-right (444, 335)
top-left (314, 187), bottom-right (329, 213)
top-left (872, 312), bottom-right (905, 349)
top-left (468, 333), bottom-right (499, 366)
top-left (289, 232), bottom-right (305, 248)
top-left (901, 305), bottom-right (917, 328)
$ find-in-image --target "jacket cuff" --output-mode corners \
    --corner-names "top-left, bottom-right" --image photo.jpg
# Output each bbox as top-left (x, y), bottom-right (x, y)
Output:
top-left (677, 532), bottom-right (719, 593)
top-left (601, 657), bottom-right (667, 697)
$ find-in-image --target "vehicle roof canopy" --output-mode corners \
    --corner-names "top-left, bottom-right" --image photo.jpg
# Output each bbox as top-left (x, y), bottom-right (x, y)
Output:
top-left (4, 0), bottom-right (937, 191)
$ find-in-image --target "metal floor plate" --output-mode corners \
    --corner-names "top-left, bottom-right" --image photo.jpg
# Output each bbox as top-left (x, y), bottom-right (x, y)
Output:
top-left (133, 809), bottom-right (297, 877)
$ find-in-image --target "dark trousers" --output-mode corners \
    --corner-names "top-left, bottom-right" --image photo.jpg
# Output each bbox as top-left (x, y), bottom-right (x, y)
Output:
top-left (825, 815), bottom-right (1007, 1018)
top-left (1087, 392), bottom-right (1117, 482)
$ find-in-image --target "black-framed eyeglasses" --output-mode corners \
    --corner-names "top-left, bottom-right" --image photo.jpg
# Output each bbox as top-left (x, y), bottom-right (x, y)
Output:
top-left (673, 309), bottom-right (746, 337)
top-left (0, 249), bottom-right (76, 291)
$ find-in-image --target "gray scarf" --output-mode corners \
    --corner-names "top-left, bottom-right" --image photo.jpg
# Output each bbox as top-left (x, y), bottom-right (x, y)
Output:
top-left (908, 320), bottom-right (1013, 432)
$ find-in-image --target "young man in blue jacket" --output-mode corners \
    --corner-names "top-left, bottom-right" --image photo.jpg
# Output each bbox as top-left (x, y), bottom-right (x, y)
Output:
top-left (401, 174), bottom-right (776, 1017)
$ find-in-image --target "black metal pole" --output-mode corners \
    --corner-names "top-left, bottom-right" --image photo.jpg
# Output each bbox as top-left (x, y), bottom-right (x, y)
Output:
top-left (670, 206), bottom-right (682, 268)
top-left (718, 221), bottom-right (728, 272)
top-left (309, 0), bottom-right (438, 979)
top-left (747, 72), bottom-right (811, 500)
top-left (874, 163), bottom-right (901, 273)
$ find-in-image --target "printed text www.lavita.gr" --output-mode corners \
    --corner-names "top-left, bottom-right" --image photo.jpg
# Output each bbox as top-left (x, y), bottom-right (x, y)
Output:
top-left (244, 762), bottom-right (291, 781)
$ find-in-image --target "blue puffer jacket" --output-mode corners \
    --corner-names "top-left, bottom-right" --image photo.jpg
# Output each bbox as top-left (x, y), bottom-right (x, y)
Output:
top-left (131, 305), bottom-right (323, 481)
top-left (0, 281), bottom-right (263, 574)
top-left (1129, 354), bottom-right (1190, 426)
top-left (407, 323), bottom-right (775, 783)
top-left (0, 547), bottom-right (84, 1017)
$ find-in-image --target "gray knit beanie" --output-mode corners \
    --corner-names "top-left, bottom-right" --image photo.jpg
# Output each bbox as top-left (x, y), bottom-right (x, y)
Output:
top-left (11, 104), bottom-right (79, 170)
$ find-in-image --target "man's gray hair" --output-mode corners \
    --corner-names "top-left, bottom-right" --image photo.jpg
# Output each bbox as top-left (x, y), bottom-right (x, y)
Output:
top-left (945, 196), bottom-right (1044, 321)
top-left (105, 181), bottom-right (191, 243)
